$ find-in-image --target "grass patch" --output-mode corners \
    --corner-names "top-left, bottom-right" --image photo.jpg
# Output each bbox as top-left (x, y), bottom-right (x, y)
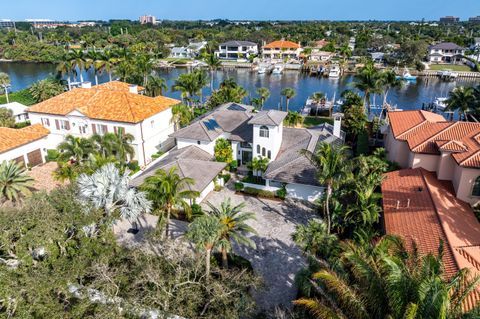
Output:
top-left (0, 89), bottom-right (36, 106)
top-left (303, 116), bottom-right (333, 128)
top-left (428, 64), bottom-right (473, 72)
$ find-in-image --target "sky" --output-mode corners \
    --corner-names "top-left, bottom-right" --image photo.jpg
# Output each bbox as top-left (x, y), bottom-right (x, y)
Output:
top-left (2, 0), bottom-right (479, 21)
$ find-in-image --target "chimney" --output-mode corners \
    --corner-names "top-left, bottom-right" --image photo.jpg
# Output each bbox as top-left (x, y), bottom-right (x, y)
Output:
top-left (81, 81), bottom-right (92, 89)
top-left (333, 114), bottom-right (342, 138)
top-left (129, 84), bottom-right (138, 94)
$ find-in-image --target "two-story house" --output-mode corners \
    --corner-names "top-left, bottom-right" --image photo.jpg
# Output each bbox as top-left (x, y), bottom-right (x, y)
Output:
top-left (215, 41), bottom-right (258, 60)
top-left (168, 103), bottom-right (345, 202)
top-left (384, 110), bottom-right (480, 206)
top-left (262, 40), bottom-right (303, 61)
top-left (27, 81), bottom-right (181, 166)
top-left (427, 42), bottom-right (466, 63)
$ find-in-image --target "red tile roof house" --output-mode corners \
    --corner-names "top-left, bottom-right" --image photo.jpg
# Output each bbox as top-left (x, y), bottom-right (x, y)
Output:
top-left (382, 110), bottom-right (480, 310)
top-left (262, 40), bottom-right (303, 61)
top-left (27, 81), bottom-right (181, 167)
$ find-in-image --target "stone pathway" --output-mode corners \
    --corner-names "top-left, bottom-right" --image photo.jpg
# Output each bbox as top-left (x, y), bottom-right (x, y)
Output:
top-left (28, 162), bottom-right (67, 192)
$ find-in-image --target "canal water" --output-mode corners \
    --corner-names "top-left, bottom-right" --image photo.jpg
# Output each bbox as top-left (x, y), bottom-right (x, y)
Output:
top-left (1, 62), bottom-right (478, 112)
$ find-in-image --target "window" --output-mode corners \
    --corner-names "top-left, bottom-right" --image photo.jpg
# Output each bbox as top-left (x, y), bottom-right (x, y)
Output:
top-left (79, 125), bottom-right (87, 134)
top-left (262, 147), bottom-right (266, 157)
top-left (259, 125), bottom-right (269, 138)
top-left (267, 150), bottom-right (271, 159)
top-left (60, 120), bottom-right (70, 130)
top-left (114, 126), bottom-right (125, 135)
top-left (197, 141), bottom-right (201, 145)
top-left (95, 124), bottom-right (108, 135)
top-left (151, 120), bottom-right (154, 128)
top-left (472, 177), bottom-right (480, 196)
top-left (41, 118), bottom-right (50, 127)
top-left (257, 145), bottom-right (260, 154)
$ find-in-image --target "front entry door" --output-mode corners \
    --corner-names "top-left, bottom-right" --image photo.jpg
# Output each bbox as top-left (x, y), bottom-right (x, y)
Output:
top-left (241, 150), bottom-right (252, 166)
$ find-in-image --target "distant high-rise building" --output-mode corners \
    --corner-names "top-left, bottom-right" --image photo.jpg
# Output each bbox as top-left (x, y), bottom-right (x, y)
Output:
top-left (469, 16), bottom-right (480, 23)
top-left (139, 15), bottom-right (156, 25)
top-left (439, 16), bottom-right (460, 24)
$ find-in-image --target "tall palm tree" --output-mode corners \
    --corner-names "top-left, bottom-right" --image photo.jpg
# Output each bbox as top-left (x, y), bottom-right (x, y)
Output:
top-left (140, 167), bottom-right (199, 236)
top-left (56, 58), bottom-right (75, 90)
top-left (0, 161), bottom-right (34, 204)
top-left (57, 135), bottom-right (95, 163)
top-left (204, 53), bottom-right (221, 90)
top-left (281, 87), bottom-right (296, 112)
top-left (446, 86), bottom-right (476, 121)
top-left (248, 156), bottom-right (269, 182)
top-left (85, 50), bottom-right (102, 85)
top-left (302, 143), bottom-right (349, 234)
top-left (97, 50), bottom-right (118, 82)
top-left (380, 69), bottom-right (402, 117)
top-left (353, 61), bottom-right (382, 114)
top-left (29, 78), bottom-right (65, 102)
top-left (93, 131), bottom-right (135, 163)
top-left (193, 69), bottom-right (209, 104)
top-left (172, 73), bottom-right (197, 107)
top-left (206, 198), bottom-right (257, 268)
top-left (136, 54), bottom-right (154, 86)
top-left (186, 215), bottom-right (222, 278)
top-left (338, 44), bottom-right (352, 69)
top-left (256, 87), bottom-right (271, 109)
top-left (171, 103), bottom-right (194, 129)
top-left (0, 72), bottom-right (11, 103)
top-left (311, 92), bottom-right (326, 116)
top-left (145, 75), bottom-right (168, 97)
top-left (284, 111), bottom-right (304, 127)
top-left (67, 49), bottom-right (86, 83)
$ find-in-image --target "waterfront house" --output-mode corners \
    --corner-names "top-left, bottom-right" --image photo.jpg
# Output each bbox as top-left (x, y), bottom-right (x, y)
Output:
top-left (384, 110), bottom-right (480, 206)
top-left (382, 168), bottom-right (480, 311)
top-left (169, 103), bottom-right (345, 201)
top-left (0, 102), bottom-right (29, 123)
top-left (169, 41), bottom-right (207, 59)
top-left (27, 81), bottom-right (181, 166)
top-left (427, 42), bottom-right (466, 63)
top-left (308, 50), bottom-right (334, 62)
top-left (0, 124), bottom-right (49, 167)
top-left (215, 40), bottom-right (258, 60)
top-left (262, 40), bottom-right (303, 61)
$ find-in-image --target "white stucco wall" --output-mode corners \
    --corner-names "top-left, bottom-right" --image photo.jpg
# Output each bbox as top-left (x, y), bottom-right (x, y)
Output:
top-left (437, 152), bottom-right (456, 181)
top-left (409, 153), bottom-right (439, 172)
top-left (286, 183), bottom-right (325, 202)
top-left (176, 138), bottom-right (215, 155)
top-left (452, 164), bottom-right (480, 206)
top-left (385, 128), bottom-right (410, 168)
top-left (0, 137), bottom-right (47, 166)
top-left (197, 180), bottom-right (215, 203)
top-left (252, 123), bottom-right (283, 160)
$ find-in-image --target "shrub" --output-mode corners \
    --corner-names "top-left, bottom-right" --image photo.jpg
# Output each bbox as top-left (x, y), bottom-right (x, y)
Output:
top-left (220, 173), bottom-right (231, 183)
top-left (229, 160), bottom-right (238, 171)
top-left (234, 182), bottom-right (244, 192)
top-left (127, 160), bottom-right (140, 172)
top-left (46, 149), bottom-right (59, 162)
top-left (191, 203), bottom-right (204, 219)
top-left (243, 187), bottom-right (276, 199)
top-left (151, 151), bottom-right (165, 160)
top-left (276, 187), bottom-right (287, 200)
top-left (14, 121), bottom-right (31, 129)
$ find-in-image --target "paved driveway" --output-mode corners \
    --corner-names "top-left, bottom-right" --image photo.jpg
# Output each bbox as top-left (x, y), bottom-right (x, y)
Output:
top-left (28, 162), bottom-right (67, 192)
top-left (203, 186), bottom-right (315, 311)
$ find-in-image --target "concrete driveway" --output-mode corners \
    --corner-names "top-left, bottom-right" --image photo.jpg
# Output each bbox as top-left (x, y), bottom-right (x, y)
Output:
top-left (203, 185), bottom-right (315, 311)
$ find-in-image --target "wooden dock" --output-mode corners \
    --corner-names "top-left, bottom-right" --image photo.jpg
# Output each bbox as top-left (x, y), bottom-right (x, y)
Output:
top-left (419, 70), bottom-right (480, 79)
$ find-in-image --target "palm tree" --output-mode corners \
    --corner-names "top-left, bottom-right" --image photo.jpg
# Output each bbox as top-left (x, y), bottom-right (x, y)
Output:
top-left (446, 86), bottom-right (476, 121)
top-left (57, 135), bottom-right (95, 163)
top-left (353, 61), bottom-right (382, 114)
top-left (67, 49), bottom-right (86, 83)
top-left (0, 72), bottom-right (11, 103)
top-left (281, 87), bottom-right (296, 112)
top-left (193, 69), bottom-right (209, 104)
top-left (284, 111), bottom-right (304, 127)
top-left (77, 164), bottom-right (152, 220)
top-left (29, 78), bottom-right (65, 102)
top-left (186, 215), bottom-right (222, 278)
top-left (206, 198), bottom-right (257, 268)
top-left (338, 45), bottom-right (352, 69)
top-left (140, 167), bottom-right (199, 236)
top-left (311, 92), bottom-right (326, 116)
top-left (204, 53), bottom-right (221, 90)
top-left (171, 103), bottom-right (193, 129)
top-left (56, 58), bottom-right (75, 90)
top-left (171, 73), bottom-right (197, 107)
top-left (256, 87), bottom-right (271, 109)
top-left (136, 54), bottom-right (154, 86)
top-left (85, 50), bottom-right (102, 85)
top-left (292, 219), bottom-right (338, 257)
top-left (146, 75), bottom-right (168, 97)
top-left (97, 50), bottom-right (118, 82)
top-left (380, 69), bottom-right (402, 119)
top-left (248, 156), bottom-right (269, 182)
top-left (302, 143), bottom-right (349, 234)
top-left (0, 161), bottom-right (34, 204)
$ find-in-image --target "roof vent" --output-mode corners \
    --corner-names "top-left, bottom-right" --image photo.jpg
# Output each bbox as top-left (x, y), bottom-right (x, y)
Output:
top-left (417, 187), bottom-right (423, 192)
top-left (81, 81), bottom-right (92, 89)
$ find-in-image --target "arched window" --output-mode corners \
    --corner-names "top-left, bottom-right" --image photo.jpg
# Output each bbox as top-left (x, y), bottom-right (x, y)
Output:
top-left (262, 147), bottom-right (266, 156)
top-left (257, 145), bottom-right (260, 154)
top-left (259, 125), bottom-right (269, 138)
top-left (472, 177), bottom-right (480, 196)
top-left (267, 150), bottom-right (271, 159)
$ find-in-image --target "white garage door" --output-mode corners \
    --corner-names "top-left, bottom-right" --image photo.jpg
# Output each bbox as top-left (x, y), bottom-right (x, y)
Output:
top-left (286, 183), bottom-right (325, 202)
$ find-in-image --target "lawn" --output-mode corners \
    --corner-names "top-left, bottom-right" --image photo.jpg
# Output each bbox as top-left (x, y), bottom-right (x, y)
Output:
top-left (428, 64), bottom-right (473, 72)
top-left (303, 116), bottom-right (333, 128)
top-left (0, 89), bottom-right (36, 106)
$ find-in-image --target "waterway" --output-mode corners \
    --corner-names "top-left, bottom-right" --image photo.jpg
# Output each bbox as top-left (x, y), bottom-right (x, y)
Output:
top-left (1, 62), bottom-right (478, 112)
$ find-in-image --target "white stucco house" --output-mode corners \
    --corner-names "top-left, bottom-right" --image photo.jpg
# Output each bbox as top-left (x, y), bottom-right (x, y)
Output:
top-left (215, 40), bottom-right (258, 60)
top-left (384, 110), bottom-right (480, 206)
top-left (27, 81), bottom-right (181, 167)
top-left (168, 103), bottom-right (345, 202)
top-left (427, 42), bottom-right (466, 63)
top-left (1, 102), bottom-right (29, 123)
top-left (0, 124), bottom-right (49, 167)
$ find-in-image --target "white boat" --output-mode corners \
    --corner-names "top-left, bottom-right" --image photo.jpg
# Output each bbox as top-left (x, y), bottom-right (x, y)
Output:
top-left (272, 64), bottom-right (284, 75)
top-left (257, 66), bottom-right (267, 74)
top-left (433, 97), bottom-right (448, 111)
top-left (398, 68), bottom-right (417, 81)
top-left (438, 70), bottom-right (458, 80)
top-left (328, 65), bottom-right (340, 78)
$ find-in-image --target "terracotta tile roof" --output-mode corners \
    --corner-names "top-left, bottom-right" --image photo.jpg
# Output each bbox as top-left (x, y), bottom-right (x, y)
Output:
top-left (28, 81), bottom-right (180, 124)
top-left (382, 168), bottom-right (480, 310)
top-left (94, 81), bottom-right (145, 92)
top-left (263, 40), bottom-right (301, 49)
top-left (388, 110), bottom-right (480, 168)
top-left (0, 124), bottom-right (49, 154)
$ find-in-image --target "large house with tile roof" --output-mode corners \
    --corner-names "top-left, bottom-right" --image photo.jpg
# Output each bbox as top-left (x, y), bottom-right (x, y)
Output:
top-left (262, 40), bottom-right (303, 61)
top-left (169, 103), bottom-right (345, 201)
top-left (384, 110), bottom-right (480, 206)
top-left (0, 124), bottom-right (50, 167)
top-left (27, 81), bottom-right (181, 166)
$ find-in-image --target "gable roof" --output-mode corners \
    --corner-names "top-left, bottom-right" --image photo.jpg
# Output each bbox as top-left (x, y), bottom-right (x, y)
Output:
top-left (429, 42), bottom-right (465, 50)
top-left (220, 40), bottom-right (257, 47)
top-left (382, 168), bottom-right (480, 311)
top-left (248, 110), bottom-right (288, 126)
top-left (130, 145), bottom-right (226, 193)
top-left (388, 110), bottom-right (480, 168)
top-left (27, 81), bottom-right (180, 124)
top-left (0, 124), bottom-right (49, 154)
top-left (263, 40), bottom-right (301, 49)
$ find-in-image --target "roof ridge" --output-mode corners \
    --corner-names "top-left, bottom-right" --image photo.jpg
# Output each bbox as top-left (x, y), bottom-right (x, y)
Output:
top-left (264, 156), bottom-right (306, 176)
top-left (411, 122), bottom-right (457, 151)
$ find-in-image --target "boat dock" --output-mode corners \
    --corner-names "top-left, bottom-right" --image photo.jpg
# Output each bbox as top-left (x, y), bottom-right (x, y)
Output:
top-left (420, 70), bottom-right (480, 79)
